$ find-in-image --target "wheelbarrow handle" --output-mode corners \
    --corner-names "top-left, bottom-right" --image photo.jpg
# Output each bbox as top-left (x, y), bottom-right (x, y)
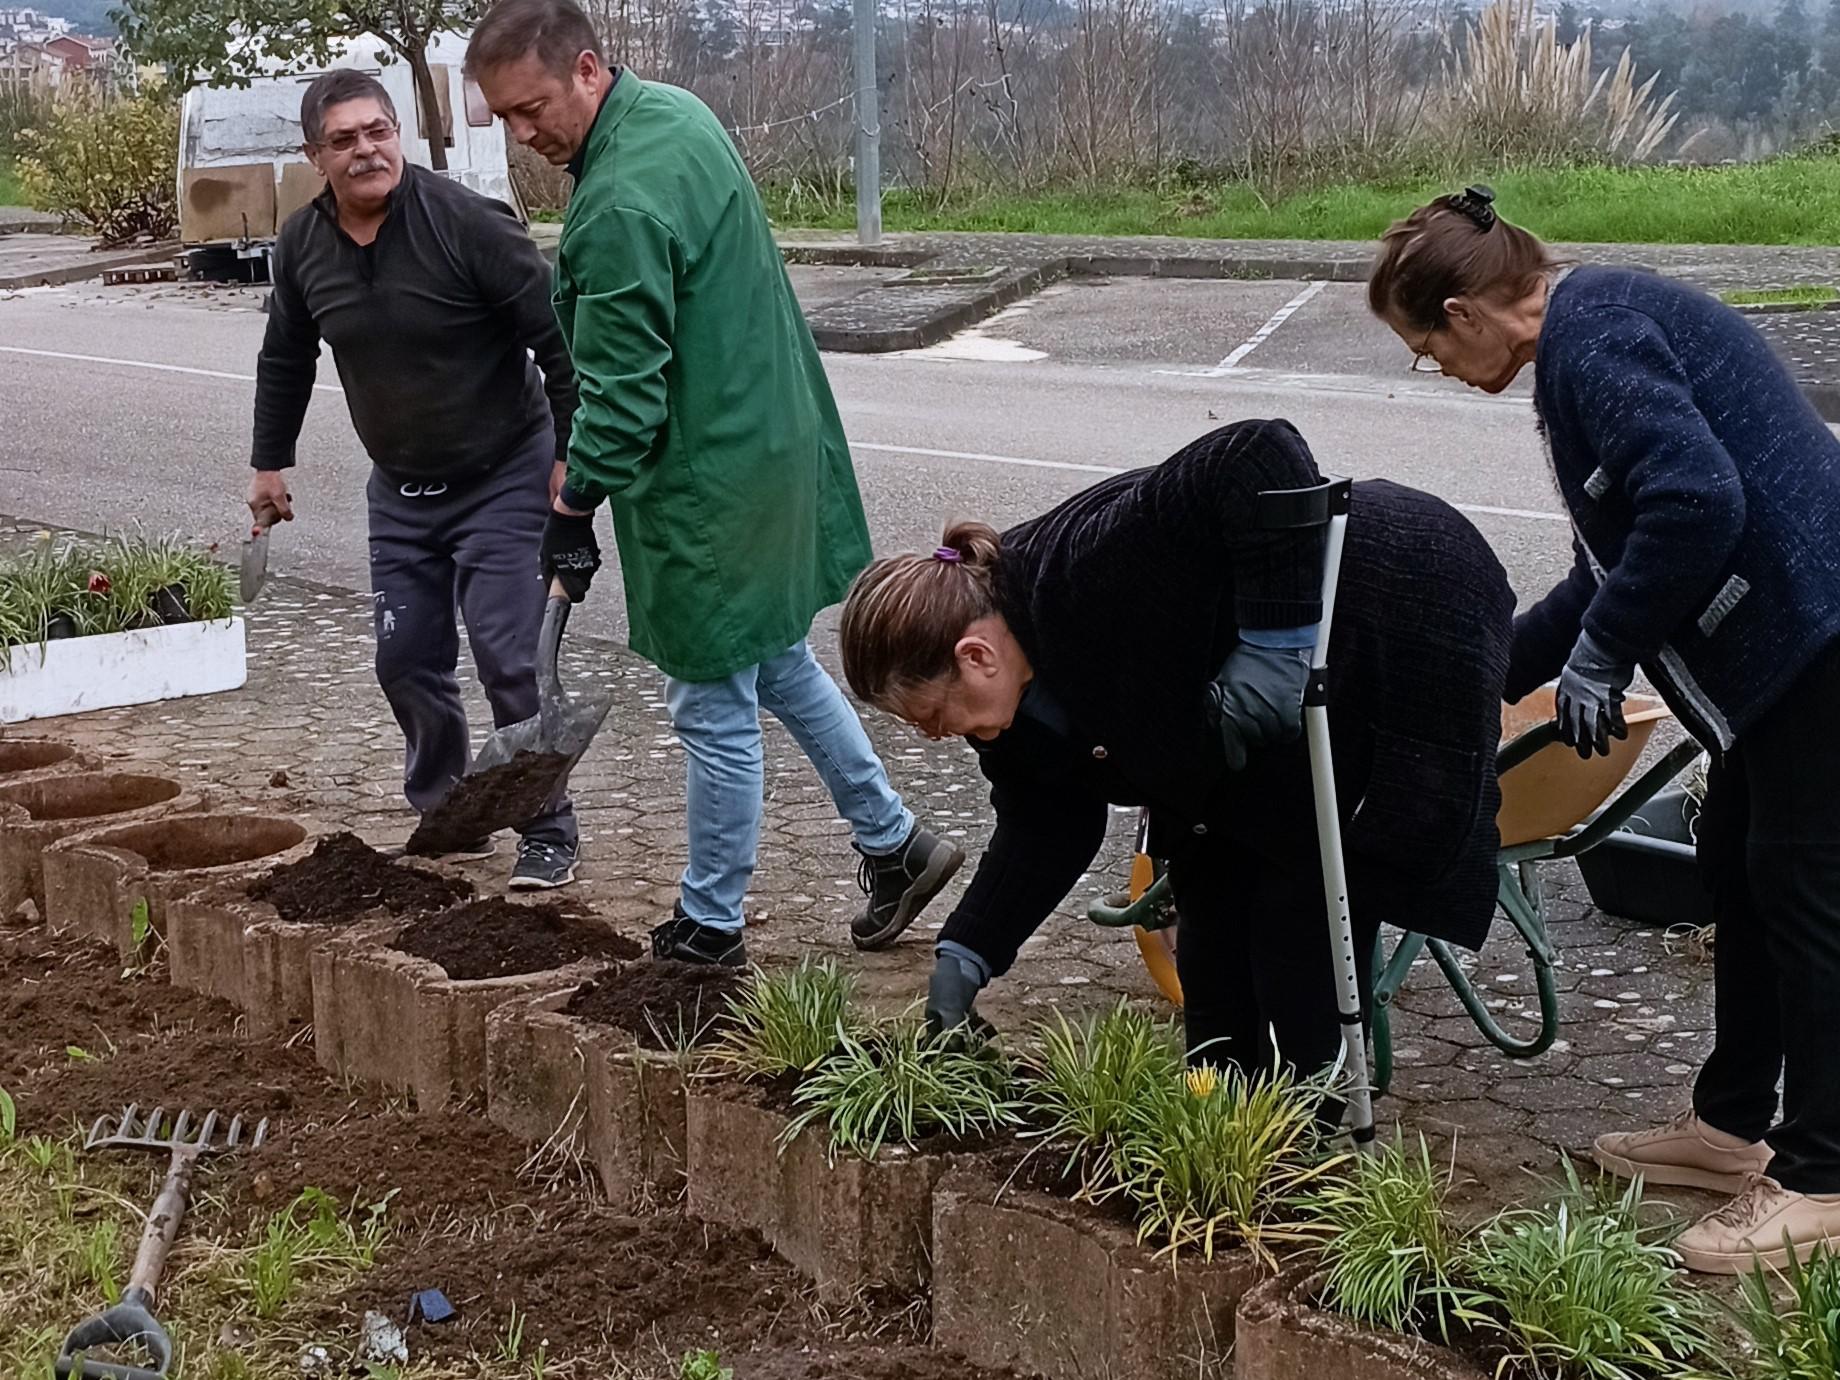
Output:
top-left (55, 1292), bottom-right (172, 1379)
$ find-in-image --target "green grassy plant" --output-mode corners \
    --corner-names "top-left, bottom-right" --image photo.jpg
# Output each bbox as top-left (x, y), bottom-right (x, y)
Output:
top-left (711, 960), bottom-right (857, 1079)
top-left (0, 531), bottom-right (235, 660)
top-left (1720, 286), bottom-right (1840, 309)
top-left (1303, 1134), bottom-right (1462, 1336)
top-left (763, 156), bottom-right (1840, 246)
top-left (1022, 1001), bottom-right (1183, 1194)
top-left (680, 1351), bottom-right (734, 1380)
top-left (1734, 1241), bottom-right (1840, 1380)
top-left (1123, 1061), bottom-right (1344, 1265)
top-left (238, 1186), bottom-right (391, 1319)
top-left (784, 1021), bottom-right (1021, 1160)
top-left (1450, 1166), bottom-right (1714, 1380)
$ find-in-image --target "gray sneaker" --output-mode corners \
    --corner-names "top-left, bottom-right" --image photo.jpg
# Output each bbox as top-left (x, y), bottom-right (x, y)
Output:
top-left (851, 825), bottom-right (966, 951)
top-left (509, 837), bottom-right (579, 891)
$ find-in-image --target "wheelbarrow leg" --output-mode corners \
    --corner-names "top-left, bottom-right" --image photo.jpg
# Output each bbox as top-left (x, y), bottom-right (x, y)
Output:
top-left (1417, 860), bottom-right (1560, 1060)
top-left (1371, 928), bottom-right (1428, 1098)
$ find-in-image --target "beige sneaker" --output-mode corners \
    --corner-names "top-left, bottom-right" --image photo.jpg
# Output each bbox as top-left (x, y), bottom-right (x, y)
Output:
top-left (1674, 1174), bottom-right (1840, 1274)
top-left (1593, 1110), bottom-right (1772, 1193)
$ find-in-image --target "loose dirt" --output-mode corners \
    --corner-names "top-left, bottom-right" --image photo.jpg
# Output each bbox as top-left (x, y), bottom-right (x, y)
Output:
top-left (405, 752), bottom-right (573, 855)
top-left (564, 960), bottom-right (745, 1049)
top-left (247, 831), bottom-right (471, 924)
top-left (392, 898), bottom-right (641, 981)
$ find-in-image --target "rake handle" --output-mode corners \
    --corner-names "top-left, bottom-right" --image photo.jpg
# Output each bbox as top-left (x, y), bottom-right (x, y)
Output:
top-left (128, 1145), bottom-right (198, 1304)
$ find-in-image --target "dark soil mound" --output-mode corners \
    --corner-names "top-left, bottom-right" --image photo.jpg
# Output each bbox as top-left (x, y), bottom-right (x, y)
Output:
top-left (247, 832), bottom-right (471, 924)
top-left (393, 899), bottom-right (641, 981)
top-left (563, 960), bottom-right (744, 1049)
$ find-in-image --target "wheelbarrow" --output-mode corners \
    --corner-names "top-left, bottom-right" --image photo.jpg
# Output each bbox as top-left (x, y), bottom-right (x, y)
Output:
top-left (1090, 687), bottom-right (1704, 1097)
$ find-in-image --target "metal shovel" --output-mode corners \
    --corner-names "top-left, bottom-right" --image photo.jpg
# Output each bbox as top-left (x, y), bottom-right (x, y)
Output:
top-left (407, 578), bottom-right (612, 855)
top-left (57, 1106), bottom-right (269, 1379)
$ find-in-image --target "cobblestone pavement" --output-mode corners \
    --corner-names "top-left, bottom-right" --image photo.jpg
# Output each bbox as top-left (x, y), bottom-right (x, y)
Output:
top-left (0, 517), bottom-right (1722, 1220)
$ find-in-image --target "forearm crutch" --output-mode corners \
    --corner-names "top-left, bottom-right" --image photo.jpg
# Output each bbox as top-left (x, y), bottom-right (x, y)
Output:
top-left (1255, 476), bottom-right (1374, 1153)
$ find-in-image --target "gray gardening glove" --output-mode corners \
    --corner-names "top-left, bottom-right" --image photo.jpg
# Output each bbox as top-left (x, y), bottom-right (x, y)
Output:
top-left (1555, 628), bottom-right (1634, 760)
top-left (1208, 630), bottom-right (1316, 771)
top-left (925, 943), bottom-right (995, 1041)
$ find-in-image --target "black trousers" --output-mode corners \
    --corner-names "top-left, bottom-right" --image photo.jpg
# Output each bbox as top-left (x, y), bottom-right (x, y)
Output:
top-left (366, 432), bottom-right (576, 847)
top-left (1693, 638), bottom-right (1840, 1193)
top-left (1167, 745), bottom-right (1379, 1079)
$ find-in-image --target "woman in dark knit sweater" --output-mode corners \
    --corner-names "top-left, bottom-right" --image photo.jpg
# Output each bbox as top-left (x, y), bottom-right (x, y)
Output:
top-left (837, 419), bottom-right (1512, 1088)
top-left (1369, 188), bottom-right (1840, 1275)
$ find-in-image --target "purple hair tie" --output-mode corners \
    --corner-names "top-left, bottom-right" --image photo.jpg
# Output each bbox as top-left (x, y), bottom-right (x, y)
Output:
top-left (933, 546), bottom-right (963, 564)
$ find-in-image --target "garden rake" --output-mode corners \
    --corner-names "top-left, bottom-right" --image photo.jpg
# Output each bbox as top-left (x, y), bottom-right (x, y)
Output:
top-left (56, 1105), bottom-right (269, 1379)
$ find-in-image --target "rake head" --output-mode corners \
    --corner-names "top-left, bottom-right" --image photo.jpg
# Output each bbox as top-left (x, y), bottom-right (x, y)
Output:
top-left (83, 1105), bottom-right (269, 1156)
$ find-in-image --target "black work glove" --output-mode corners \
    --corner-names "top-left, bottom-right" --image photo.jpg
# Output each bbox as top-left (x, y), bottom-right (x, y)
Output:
top-left (1555, 628), bottom-right (1634, 759)
top-left (1208, 638), bottom-right (1313, 771)
top-left (925, 946), bottom-right (994, 1041)
top-left (541, 508), bottom-right (601, 604)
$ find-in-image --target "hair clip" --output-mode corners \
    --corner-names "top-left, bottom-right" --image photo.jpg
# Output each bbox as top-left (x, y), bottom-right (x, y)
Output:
top-left (1451, 184), bottom-right (1497, 231)
top-left (932, 546), bottom-right (963, 564)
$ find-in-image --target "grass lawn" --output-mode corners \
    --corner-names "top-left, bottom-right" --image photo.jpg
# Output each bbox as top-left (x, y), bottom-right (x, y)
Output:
top-left (1721, 284), bottom-right (1840, 307)
top-left (763, 155), bottom-right (1840, 245)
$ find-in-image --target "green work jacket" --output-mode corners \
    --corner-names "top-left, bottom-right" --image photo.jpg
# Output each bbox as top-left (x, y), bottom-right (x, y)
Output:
top-left (554, 74), bottom-right (872, 681)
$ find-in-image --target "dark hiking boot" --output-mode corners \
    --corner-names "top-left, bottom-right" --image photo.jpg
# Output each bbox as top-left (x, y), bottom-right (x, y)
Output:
top-left (851, 825), bottom-right (966, 951)
top-left (651, 904), bottom-right (747, 967)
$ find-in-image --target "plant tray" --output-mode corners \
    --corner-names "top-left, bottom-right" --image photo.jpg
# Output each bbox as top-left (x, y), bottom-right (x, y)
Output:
top-left (2, 618), bottom-right (247, 723)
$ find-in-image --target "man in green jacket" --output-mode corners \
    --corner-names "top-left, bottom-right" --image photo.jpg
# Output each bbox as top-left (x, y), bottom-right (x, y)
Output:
top-left (467, 0), bottom-right (963, 966)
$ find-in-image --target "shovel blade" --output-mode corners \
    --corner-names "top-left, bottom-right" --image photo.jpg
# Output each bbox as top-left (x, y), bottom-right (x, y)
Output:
top-left (406, 690), bottom-right (613, 856)
top-left (238, 528), bottom-right (269, 604)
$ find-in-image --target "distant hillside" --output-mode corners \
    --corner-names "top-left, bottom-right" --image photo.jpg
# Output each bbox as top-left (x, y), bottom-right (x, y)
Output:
top-left (24, 0), bottom-right (117, 35)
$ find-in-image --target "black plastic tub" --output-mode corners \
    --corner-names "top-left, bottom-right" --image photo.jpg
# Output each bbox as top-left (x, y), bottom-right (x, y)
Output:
top-left (1576, 787), bottom-right (1715, 930)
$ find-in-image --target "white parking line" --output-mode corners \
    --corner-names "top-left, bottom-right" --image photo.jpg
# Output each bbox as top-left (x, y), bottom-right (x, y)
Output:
top-left (0, 339), bottom-right (1567, 525)
top-left (0, 345), bottom-right (342, 392)
top-left (1210, 280), bottom-right (1329, 374)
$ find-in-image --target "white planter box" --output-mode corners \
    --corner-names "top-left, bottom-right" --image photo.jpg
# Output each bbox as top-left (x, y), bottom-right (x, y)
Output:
top-left (2, 618), bottom-right (247, 723)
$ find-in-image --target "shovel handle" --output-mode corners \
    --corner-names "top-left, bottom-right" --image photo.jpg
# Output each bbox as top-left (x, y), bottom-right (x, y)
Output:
top-left (536, 580), bottom-right (572, 712)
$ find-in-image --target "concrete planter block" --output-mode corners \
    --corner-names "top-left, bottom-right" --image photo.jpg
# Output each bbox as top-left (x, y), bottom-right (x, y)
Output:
top-left (685, 1086), bottom-right (945, 1298)
top-left (312, 932), bottom-right (602, 1110)
top-left (1235, 1265), bottom-right (1488, 1380)
top-left (42, 812), bottom-right (319, 961)
top-left (0, 772), bottom-right (198, 921)
top-left (585, 1032), bottom-right (692, 1205)
top-left (931, 1170), bottom-right (1263, 1380)
top-left (484, 988), bottom-right (692, 1204)
top-left (485, 989), bottom-right (596, 1145)
top-left (0, 738), bottom-right (96, 783)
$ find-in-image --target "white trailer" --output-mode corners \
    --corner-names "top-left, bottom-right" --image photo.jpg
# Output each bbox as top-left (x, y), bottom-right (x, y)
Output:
top-left (176, 30), bottom-right (519, 262)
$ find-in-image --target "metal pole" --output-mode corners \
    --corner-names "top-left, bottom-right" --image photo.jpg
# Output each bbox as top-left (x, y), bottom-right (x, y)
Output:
top-left (851, 0), bottom-right (882, 246)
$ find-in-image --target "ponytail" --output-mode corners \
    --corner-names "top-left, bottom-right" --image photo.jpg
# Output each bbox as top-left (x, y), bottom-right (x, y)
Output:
top-left (840, 521), bottom-right (1002, 707)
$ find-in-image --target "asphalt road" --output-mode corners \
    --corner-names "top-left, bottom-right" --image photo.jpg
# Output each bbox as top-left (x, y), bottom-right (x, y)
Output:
top-left (0, 269), bottom-right (1577, 654)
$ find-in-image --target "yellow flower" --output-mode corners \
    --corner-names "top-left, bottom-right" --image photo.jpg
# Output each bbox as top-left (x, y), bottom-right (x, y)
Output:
top-left (1185, 1065), bottom-right (1219, 1099)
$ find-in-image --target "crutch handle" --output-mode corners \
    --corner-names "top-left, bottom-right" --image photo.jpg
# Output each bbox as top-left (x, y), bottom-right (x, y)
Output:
top-left (1253, 477), bottom-right (1352, 531)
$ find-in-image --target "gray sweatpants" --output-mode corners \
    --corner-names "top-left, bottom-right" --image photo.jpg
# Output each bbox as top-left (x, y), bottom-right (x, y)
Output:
top-left (367, 432), bottom-right (576, 847)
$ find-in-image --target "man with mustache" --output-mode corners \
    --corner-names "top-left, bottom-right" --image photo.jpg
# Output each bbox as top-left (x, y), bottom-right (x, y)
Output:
top-left (247, 68), bottom-right (584, 889)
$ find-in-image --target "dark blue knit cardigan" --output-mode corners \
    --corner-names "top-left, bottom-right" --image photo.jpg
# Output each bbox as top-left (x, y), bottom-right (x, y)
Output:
top-left (1508, 265), bottom-right (1840, 750)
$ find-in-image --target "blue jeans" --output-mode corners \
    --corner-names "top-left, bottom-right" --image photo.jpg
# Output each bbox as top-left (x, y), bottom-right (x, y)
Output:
top-left (666, 640), bottom-right (914, 932)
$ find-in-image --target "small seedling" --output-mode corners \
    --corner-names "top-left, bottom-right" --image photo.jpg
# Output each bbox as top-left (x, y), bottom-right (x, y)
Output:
top-left (785, 1021), bottom-right (1020, 1160)
top-left (712, 960), bottom-right (857, 1078)
top-left (64, 1046), bottom-right (96, 1063)
top-left (0, 1085), bottom-right (15, 1142)
top-left (238, 1187), bottom-right (392, 1319)
top-left (680, 1350), bottom-right (734, 1380)
top-left (129, 898), bottom-right (152, 950)
top-left (498, 1303), bottom-right (528, 1363)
